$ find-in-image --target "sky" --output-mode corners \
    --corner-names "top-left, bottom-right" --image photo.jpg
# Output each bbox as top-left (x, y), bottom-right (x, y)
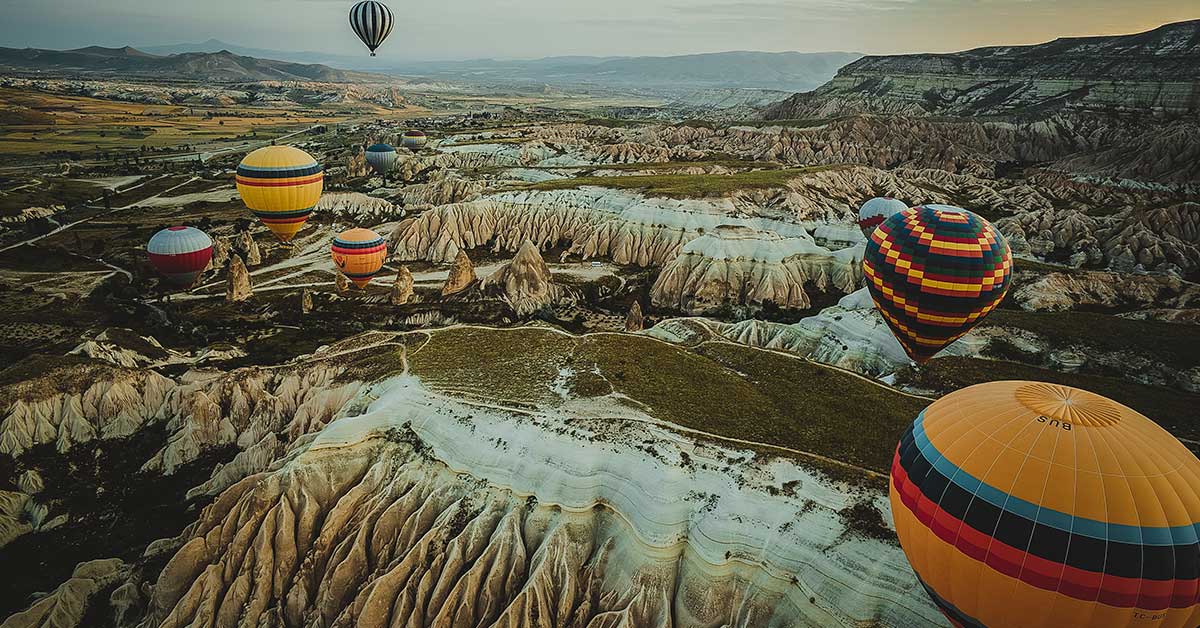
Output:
top-left (0, 0), bottom-right (1197, 61)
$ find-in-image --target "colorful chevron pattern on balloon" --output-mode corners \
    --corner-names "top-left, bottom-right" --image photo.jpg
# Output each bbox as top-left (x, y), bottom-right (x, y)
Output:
top-left (862, 204), bottom-right (1012, 363)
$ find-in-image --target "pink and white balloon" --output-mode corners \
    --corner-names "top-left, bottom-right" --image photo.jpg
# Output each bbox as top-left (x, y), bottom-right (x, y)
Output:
top-left (147, 226), bottom-right (213, 287)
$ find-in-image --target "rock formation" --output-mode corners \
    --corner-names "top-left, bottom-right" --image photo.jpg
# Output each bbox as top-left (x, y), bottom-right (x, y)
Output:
top-left (301, 288), bottom-right (313, 314)
top-left (335, 271), bottom-right (350, 293)
top-left (0, 362), bottom-right (174, 456)
top-left (441, 250), bottom-right (477, 296)
top-left (765, 20), bottom-right (1200, 118)
top-left (345, 147), bottom-right (369, 178)
top-left (390, 265), bottom-right (413, 305)
top-left (625, 300), bottom-right (644, 331)
top-left (315, 192), bottom-right (403, 222)
top-left (999, 202), bottom-right (1200, 273)
top-left (224, 254), bottom-right (251, 303)
top-left (0, 559), bottom-right (129, 628)
top-left (684, 288), bottom-right (982, 376)
top-left (480, 240), bottom-right (571, 315)
top-left (135, 373), bottom-right (940, 628)
top-left (395, 177), bottom-right (484, 208)
top-left (391, 188), bottom-right (828, 268)
top-left (1011, 269), bottom-right (1200, 312)
top-left (651, 225), bottom-right (860, 314)
top-left (205, 237), bottom-right (230, 273)
top-left (234, 231), bottom-right (261, 266)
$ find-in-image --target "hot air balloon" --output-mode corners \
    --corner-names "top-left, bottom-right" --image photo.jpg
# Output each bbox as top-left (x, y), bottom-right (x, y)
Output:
top-left (147, 226), bottom-right (213, 287)
top-left (401, 130), bottom-right (427, 150)
top-left (349, 0), bottom-right (394, 56)
top-left (857, 197), bottom-right (908, 237)
top-left (890, 380), bottom-right (1200, 628)
top-left (236, 145), bottom-right (323, 243)
top-left (862, 204), bottom-right (1011, 363)
top-left (364, 143), bottom-right (397, 176)
top-left (331, 228), bottom-right (387, 288)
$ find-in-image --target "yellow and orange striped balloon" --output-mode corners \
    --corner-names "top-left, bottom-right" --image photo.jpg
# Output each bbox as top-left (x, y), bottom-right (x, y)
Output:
top-left (331, 228), bottom-right (386, 288)
top-left (236, 146), bottom-right (323, 242)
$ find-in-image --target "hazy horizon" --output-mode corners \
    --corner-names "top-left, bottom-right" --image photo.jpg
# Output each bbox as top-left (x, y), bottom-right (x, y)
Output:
top-left (1, 0), bottom-right (1197, 62)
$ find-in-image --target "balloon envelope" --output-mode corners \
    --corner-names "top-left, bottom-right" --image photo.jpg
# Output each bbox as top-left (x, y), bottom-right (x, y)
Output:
top-left (862, 204), bottom-right (1011, 362)
top-left (890, 380), bottom-right (1200, 628)
top-left (236, 146), bottom-right (323, 243)
top-left (349, 0), bottom-right (394, 56)
top-left (401, 131), bottom-right (427, 149)
top-left (331, 228), bottom-right (386, 288)
top-left (857, 197), bottom-right (908, 237)
top-left (364, 143), bottom-right (397, 176)
top-left (147, 226), bottom-right (213, 286)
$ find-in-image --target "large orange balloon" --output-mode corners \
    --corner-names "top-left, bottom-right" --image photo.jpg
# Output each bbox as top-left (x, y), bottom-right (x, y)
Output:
top-left (890, 381), bottom-right (1200, 628)
top-left (331, 228), bottom-right (386, 288)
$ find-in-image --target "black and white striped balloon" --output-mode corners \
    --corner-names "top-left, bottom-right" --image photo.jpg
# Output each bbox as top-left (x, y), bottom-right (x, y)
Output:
top-left (349, 0), bottom-right (394, 56)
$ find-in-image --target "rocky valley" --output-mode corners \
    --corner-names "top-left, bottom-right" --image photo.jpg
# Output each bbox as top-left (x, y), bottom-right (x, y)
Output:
top-left (0, 14), bottom-right (1198, 628)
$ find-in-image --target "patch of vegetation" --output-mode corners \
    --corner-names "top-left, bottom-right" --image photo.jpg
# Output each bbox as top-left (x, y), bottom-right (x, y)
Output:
top-left (409, 327), bottom-right (574, 404)
top-left (839, 500), bottom-right (898, 544)
top-left (0, 178), bottom-right (103, 214)
top-left (982, 309), bottom-right (1200, 371)
top-left (406, 327), bottom-right (925, 478)
top-left (896, 357), bottom-right (1200, 451)
top-left (513, 165), bottom-right (845, 198)
top-left (546, 159), bottom-right (784, 173)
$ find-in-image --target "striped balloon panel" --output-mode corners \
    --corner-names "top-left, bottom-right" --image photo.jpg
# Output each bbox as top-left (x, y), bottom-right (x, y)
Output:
top-left (236, 146), bottom-right (323, 242)
top-left (332, 228), bottom-right (386, 288)
top-left (861, 205), bottom-right (1011, 362)
top-left (401, 133), bottom-right (427, 149)
top-left (350, 1), bottom-right (394, 53)
top-left (364, 144), bottom-right (397, 175)
top-left (147, 226), bottom-right (213, 286)
top-left (889, 381), bottom-right (1200, 628)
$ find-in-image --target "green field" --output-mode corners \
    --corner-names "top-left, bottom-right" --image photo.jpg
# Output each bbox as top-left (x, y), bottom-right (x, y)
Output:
top-left (514, 165), bottom-right (844, 198)
top-left (404, 326), bottom-right (927, 479)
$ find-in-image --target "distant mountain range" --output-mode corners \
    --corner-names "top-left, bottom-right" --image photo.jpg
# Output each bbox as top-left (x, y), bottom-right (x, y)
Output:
top-left (0, 45), bottom-right (386, 82)
top-left (385, 51), bottom-right (864, 92)
top-left (766, 19), bottom-right (1200, 119)
top-left (0, 39), bottom-right (862, 93)
top-left (138, 40), bottom-right (863, 92)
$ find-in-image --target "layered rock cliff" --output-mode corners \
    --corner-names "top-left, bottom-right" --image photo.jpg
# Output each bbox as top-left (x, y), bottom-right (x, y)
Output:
top-left (766, 19), bottom-right (1200, 118)
top-left (650, 225), bottom-right (859, 314)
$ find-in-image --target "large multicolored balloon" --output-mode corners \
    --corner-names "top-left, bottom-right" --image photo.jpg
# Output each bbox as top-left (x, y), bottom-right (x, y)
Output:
top-left (331, 228), bottom-right (386, 288)
top-left (364, 143), bottom-right (397, 176)
top-left (857, 196), bottom-right (908, 237)
top-left (401, 130), bottom-right (427, 150)
top-left (862, 204), bottom-right (1011, 363)
top-left (236, 146), bottom-right (323, 243)
top-left (147, 226), bottom-right (213, 287)
top-left (349, 0), bottom-right (394, 56)
top-left (891, 380), bottom-right (1200, 628)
